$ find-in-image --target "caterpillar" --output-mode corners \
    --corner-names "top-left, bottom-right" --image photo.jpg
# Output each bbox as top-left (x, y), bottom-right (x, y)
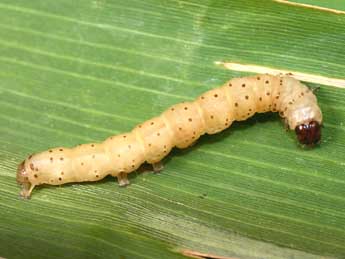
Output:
top-left (17, 74), bottom-right (322, 198)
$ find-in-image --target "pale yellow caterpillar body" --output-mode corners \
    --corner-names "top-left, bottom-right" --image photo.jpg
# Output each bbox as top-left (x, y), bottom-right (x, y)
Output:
top-left (17, 74), bottom-right (323, 198)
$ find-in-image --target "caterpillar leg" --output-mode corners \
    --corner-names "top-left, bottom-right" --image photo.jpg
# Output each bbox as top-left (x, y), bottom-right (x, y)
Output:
top-left (284, 119), bottom-right (290, 131)
top-left (117, 172), bottom-right (130, 187)
top-left (152, 162), bottom-right (164, 173)
top-left (281, 117), bottom-right (290, 131)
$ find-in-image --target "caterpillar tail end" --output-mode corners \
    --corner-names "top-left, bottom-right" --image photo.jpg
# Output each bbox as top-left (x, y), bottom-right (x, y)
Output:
top-left (17, 161), bottom-right (34, 199)
top-left (295, 121), bottom-right (321, 147)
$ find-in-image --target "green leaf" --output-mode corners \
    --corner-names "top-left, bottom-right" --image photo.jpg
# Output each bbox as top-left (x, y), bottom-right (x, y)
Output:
top-left (0, 0), bottom-right (344, 258)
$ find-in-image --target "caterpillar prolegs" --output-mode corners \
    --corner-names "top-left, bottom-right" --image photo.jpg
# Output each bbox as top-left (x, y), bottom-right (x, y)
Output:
top-left (17, 74), bottom-right (322, 198)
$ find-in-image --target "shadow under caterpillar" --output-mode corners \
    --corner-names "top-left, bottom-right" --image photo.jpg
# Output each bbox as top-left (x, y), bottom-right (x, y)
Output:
top-left (17, 74), bottom-right (322, 198)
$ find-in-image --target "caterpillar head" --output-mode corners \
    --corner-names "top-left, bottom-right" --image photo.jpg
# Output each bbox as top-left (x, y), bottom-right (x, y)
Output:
top-left (295, 121), bottom-right (321, 146)
top-left (17, 161), bottom-right (34, 199)
top-left (287, 91), bottom-right (322, 146)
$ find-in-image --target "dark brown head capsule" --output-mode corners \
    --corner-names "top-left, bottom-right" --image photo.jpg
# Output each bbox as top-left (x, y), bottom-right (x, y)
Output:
top-left (295, 121), bottom-right (321, 146)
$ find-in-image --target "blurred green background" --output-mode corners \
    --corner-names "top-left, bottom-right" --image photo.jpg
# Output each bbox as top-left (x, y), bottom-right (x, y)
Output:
top-left (0, 1), bottom-right (344, 258)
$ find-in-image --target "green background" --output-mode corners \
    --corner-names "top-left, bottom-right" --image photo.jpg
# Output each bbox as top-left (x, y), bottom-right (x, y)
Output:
top-left (0, 0), bottom-right (344, 258)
